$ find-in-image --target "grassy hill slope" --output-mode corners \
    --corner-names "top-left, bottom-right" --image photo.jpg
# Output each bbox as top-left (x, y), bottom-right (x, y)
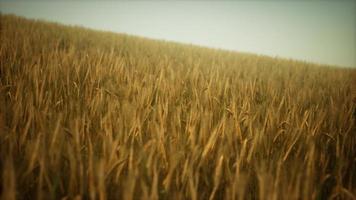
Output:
top-left (1, 15), bottom-right (355, 200)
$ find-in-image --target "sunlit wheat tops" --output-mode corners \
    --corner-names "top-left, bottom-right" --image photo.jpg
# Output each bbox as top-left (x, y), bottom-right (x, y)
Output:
top-left (0, 14), bottom-right (355, 200)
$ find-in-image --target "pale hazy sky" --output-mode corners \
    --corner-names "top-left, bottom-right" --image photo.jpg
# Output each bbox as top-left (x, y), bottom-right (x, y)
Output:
top-left (1, 1), bottom-right (355, 67)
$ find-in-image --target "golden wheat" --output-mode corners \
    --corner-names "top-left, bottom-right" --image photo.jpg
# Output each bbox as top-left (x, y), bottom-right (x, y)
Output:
top-left (0, 14), bottom-right (355, 200)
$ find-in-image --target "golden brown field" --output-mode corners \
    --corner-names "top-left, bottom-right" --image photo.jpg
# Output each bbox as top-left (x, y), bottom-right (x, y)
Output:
top-left (0, 15), bottom-right (355, 200)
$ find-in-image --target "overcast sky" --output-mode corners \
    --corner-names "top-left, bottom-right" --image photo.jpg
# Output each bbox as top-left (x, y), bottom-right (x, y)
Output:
top-left (1, 1), bottom-right (355, 67)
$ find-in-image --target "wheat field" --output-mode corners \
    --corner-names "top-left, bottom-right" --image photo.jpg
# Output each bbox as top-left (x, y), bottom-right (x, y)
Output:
top-left (0, 15), bottom-right (355, 200)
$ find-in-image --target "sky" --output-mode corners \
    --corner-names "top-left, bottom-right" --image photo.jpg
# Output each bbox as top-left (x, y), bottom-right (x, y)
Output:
top-left (0, 1), bottom-right (355, 67)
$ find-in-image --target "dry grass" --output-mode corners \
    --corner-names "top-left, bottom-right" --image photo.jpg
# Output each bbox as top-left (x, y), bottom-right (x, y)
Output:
top-left (0, 14), bottom-right (355, 200)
